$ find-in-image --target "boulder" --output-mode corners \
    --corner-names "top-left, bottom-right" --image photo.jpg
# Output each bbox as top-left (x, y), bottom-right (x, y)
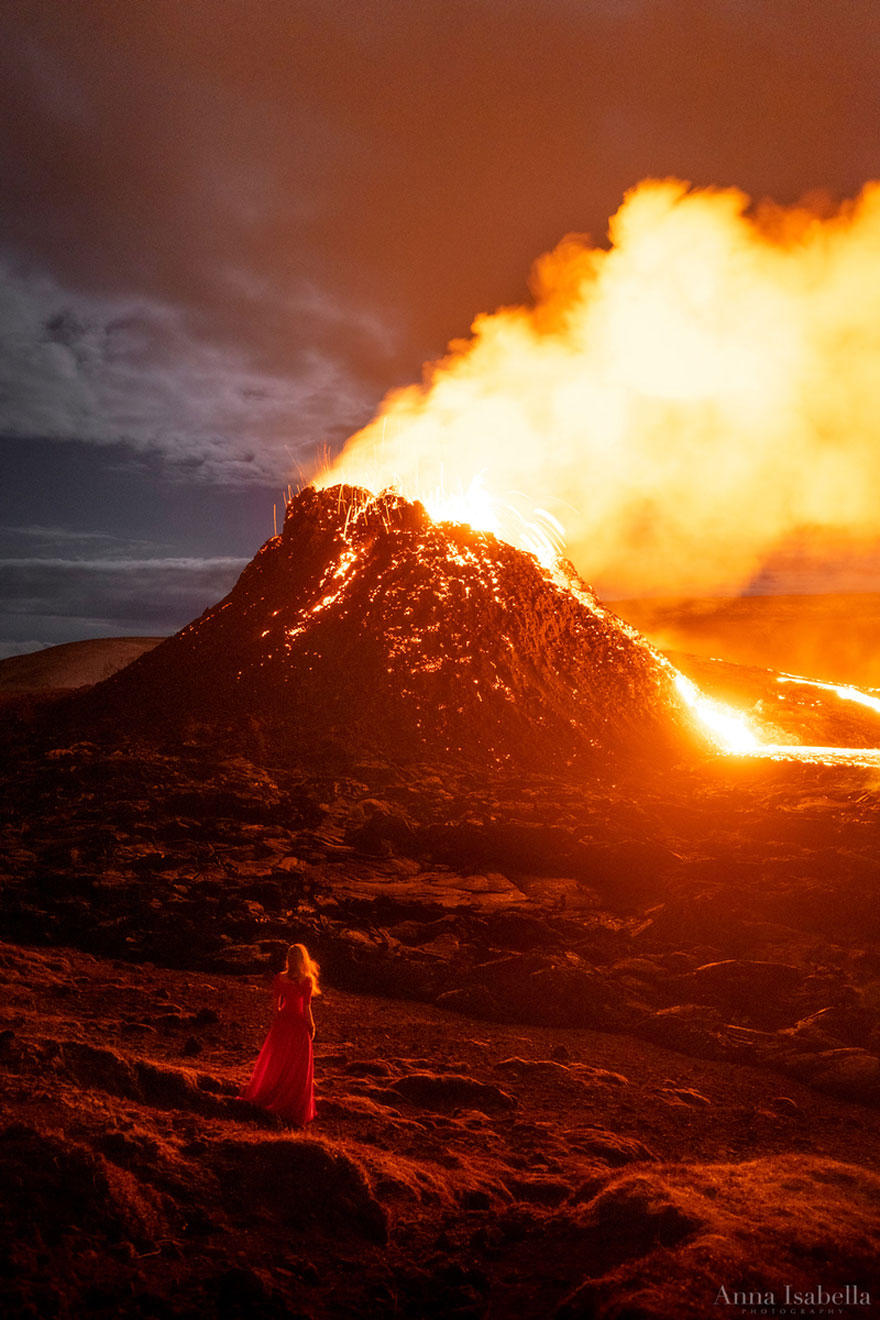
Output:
top-left (784, 1048), bottom-right (880, 1105)
top-left (635, 1004), bottom-right (727, 1060)
top-left (390, 1072), bottom-right (517, 1114)
top-left (569, 1127), bottom-right (657, 1168)
top-left (666, 959), bottom-right (805, 1028)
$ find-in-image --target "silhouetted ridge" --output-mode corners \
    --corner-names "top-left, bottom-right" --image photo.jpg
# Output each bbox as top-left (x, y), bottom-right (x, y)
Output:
top-left (92, 485), bottom-right (691, 767)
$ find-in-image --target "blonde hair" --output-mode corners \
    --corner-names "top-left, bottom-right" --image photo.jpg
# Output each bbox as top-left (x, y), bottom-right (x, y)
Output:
top-left (285, 942), bottom-right (321, 995)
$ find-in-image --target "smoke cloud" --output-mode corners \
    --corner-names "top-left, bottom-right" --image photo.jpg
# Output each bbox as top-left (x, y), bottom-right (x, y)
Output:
top-left (321, 179), bottom-right (880, 596)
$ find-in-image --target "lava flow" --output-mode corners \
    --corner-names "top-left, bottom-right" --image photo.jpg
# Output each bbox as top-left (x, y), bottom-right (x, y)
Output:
top-left (565, 553), bottom-right (880, 766)
top-left (578, 592), bottom-right (880, 767)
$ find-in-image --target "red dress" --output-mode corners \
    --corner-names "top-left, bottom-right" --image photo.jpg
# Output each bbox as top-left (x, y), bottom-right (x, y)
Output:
top-left (239, 973), bottom-right (316, 1125)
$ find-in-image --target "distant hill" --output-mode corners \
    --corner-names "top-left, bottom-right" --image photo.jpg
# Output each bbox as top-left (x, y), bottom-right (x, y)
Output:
top-left (0, 638), bottom-right (165, 693)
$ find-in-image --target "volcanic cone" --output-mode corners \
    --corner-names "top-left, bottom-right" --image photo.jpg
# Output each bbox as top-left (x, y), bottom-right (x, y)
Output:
top-left (89, 485), bottom-right (694, 768)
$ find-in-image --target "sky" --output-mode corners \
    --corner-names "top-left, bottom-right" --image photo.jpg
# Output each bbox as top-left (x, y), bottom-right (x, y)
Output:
top-left (2, 0), bottom-right (880, 656)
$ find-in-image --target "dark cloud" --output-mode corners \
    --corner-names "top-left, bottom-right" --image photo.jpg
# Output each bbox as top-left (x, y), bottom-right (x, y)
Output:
top-left (0, 437), bottom-right (279, 554)
top-left (0, 258), bottom-right (371, 481)
top-left (0, 437), bottom-right (278, 647)
top-left (3, 0), bottom-right (879, 394)
top-left (0, 553), bottom-right (248, 647)
top-left (1, 525), bottom-right (135, 545)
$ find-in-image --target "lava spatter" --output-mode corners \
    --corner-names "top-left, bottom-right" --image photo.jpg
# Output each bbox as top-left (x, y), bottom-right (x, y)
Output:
top-left (90, 485), bottom-right (699, 768)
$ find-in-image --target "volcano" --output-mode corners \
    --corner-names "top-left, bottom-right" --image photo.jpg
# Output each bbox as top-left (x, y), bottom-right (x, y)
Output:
top-left (90, 485), bottom-right (695, 768)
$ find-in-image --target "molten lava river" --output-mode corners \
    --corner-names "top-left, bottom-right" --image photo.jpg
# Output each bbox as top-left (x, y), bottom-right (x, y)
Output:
top-left (567, 556), bottom-right (880, 769)
top-left (670, 668), bottom-right (880, 769)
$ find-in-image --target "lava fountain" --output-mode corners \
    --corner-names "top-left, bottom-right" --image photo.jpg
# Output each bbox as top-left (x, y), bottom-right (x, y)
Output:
top-left (315, 178), bottom-right (880, 766)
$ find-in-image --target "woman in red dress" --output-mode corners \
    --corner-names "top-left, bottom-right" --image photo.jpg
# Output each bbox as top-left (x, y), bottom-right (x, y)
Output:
top-left (239, 942), bottom-right (319, 1125)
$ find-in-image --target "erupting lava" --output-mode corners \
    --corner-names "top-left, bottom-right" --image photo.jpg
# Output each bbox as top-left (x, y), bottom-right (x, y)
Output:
top-left (307, 178), bottom-right (880, 767)
top-left (669, 671), bottom-right (760, 756)
top-left (320, 178), bottom-right (880, 599)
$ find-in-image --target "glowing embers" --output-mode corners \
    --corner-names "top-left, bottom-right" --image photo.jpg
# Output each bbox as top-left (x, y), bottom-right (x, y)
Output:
top-left (284, 543), bottom-right (362, 646)
top-left (418, 474), bottom-right (565, 566)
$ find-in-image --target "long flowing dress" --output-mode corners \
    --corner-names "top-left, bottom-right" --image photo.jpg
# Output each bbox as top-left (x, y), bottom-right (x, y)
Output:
top-left (238, 973), bottom-right (316, 1125)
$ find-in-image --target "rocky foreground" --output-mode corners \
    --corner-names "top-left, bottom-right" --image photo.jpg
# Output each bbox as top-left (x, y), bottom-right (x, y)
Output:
top-left (3, 730), bottom-right (880, 1316)
top-left (3, 934), bottom-right (880, 1320)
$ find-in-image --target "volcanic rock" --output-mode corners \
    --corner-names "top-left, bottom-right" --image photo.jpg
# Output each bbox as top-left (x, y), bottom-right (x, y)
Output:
top-left (635, 1004), bottom-right (728, 1059)
top-left (666, 958), bottom-right (806, 1028)
top-left (389, 1071), bottom-right (517, 1113)
top-left (85, 485), bottom-right (695, 770)
top-left (557, 1156), bottom-right (880, 1320)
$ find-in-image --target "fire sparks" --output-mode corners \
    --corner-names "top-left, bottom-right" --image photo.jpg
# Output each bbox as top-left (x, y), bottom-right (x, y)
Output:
top-left (419, 475), bottom-right (565, 567)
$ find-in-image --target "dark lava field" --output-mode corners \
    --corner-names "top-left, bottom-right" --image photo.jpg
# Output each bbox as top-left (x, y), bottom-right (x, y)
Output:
top-left (2, 489), bottom-right (880, 1318)
top-left (3, 732), bottom-right (880, 1319)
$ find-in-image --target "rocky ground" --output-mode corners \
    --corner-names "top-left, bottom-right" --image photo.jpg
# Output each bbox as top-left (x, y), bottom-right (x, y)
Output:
top-left (3, 936), bottom-right (880, 1320)
top-left (3, 719), bottom-right (880, 1316)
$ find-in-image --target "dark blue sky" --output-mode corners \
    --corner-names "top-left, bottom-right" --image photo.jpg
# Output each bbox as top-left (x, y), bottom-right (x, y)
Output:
top-left (2, 0), bottom-right (880, 656)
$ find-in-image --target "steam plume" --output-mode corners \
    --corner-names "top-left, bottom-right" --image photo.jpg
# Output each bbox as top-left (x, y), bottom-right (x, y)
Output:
top-left (319, 179), bottom-right (880, 595)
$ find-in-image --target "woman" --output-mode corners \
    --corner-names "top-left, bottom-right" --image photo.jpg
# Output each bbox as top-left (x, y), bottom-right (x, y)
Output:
top-left (238, 943), bottom-right (319, 1125)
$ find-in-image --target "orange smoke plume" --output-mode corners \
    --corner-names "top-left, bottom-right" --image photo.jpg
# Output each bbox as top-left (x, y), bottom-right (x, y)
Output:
top-left (317, 179), bottom-right (880, 595)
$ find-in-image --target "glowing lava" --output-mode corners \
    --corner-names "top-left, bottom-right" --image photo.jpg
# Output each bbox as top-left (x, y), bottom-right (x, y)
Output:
top-left (670, 670), bottom-right (761, 754)
top-left (319, 177), bottom-right (880, 599)
top-left (777, 673), bottom-right (880, 716)
top-left (307, 180), bottom-right (880, 764)
top-left (666, 662), bottom-right (880, 764)
top-left (657, 654), bottom-right (880, 763)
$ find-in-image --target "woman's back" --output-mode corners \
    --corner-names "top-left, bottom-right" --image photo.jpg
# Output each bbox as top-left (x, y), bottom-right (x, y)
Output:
top-left (239, 970), bottom-right (316, 1125)
top-left (275, 972), bottom-right (312, 1017)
